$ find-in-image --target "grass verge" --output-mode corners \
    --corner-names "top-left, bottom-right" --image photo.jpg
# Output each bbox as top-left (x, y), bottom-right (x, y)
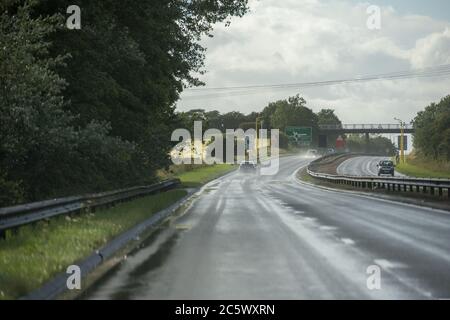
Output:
top-left (396, 155), bottom-right (450, 179)
top-left (176, 164), bottom-right (235, 187)
top-left (0, 189), bottom-right (187, 300)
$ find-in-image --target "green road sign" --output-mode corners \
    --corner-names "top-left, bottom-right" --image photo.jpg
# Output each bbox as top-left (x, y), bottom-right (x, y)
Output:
top-left (285, 126), bottom-right (312, 146)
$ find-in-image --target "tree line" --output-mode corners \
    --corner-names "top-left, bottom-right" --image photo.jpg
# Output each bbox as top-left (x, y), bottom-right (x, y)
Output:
top-left (0, 0), bottom-right (249, 206)
top-left (178, 94), bottom-right (398, 154)
top-left (178, 94), bottom-right (343, 148)
top-left (413, 95), bottom-right (450, 161)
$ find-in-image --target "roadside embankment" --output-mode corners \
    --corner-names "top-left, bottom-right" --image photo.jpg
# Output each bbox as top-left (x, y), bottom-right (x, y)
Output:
top-left (0, 164), bottom-right (235, 300)
top-left (307, 153), bottom-right (360, 175)
top-left (395, 154), bottom-right (450, 179)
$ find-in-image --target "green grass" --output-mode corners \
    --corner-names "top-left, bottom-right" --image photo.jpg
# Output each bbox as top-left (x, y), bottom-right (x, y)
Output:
top-left (0, 189), bottom-right (187, 300)
top-left (0, 163), bottom-right (235, 300)
top-left (176, 164), bottom-right (235, 187)
top-left (396, 156), bottom-right (450, 179)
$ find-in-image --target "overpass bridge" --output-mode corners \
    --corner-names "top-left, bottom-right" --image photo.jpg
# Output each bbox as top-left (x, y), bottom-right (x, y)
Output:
top-left (318, 124), bottom-right (414, 134)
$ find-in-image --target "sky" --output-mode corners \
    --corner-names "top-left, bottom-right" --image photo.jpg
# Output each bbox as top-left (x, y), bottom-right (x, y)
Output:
top-left (177, 0), bottom-right (450, 125)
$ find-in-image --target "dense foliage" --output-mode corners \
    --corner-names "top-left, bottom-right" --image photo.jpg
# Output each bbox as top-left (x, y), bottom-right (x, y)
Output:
top-left (345, 135), bottom-right (396, 155)
top-left (0, 0), bottom-right (248, 206)
top-left (413, 95), bottom-right (450, 161)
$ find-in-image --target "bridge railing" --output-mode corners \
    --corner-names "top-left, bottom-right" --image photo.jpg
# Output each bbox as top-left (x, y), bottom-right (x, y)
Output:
top-left (319, 124), bottom-right (414, 130)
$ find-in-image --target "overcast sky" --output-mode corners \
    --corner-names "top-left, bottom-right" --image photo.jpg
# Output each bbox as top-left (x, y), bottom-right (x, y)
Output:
top-left (177, 0), bottom-right (450, 124)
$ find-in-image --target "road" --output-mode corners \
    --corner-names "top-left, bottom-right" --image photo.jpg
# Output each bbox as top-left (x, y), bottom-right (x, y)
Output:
top-left (337, 156), bottom-right (406, 177)
top-left (84, 155), bottom-right (450, 300)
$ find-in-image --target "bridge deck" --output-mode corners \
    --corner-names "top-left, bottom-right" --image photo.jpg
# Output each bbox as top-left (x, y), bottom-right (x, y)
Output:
top-left (319, 124), bottom-right (414, 134)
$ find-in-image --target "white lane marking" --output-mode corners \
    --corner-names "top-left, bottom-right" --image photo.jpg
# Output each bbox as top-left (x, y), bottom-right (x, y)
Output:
top-left (366, 158), bottom-right (379, 176)
top-left (341, 238), bottom-right (355, 245)
top-left (292, 169), bottom-right (450, 216)
top-left (303, 217), bottom-right (317, 222)
top-left (374, 259), bottom-right (408, 270)
top-left (373, 259), bottom-right (433, 298)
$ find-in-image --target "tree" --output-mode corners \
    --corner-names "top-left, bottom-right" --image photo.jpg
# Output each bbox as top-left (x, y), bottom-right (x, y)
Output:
top-left (268, 95), bottom-right (319, 144)
top-left (0, 0), bottom-right (250, 205)
top-left (33, 0), bottom-right (249, 172)
top-left (0, 2), bottom-right (155, 205)
top-left (346, 135), bottom-right (396, 155)
top-left (413, 95), bottom-right (450, 160)
top-left (317, 109), bottom-right (343, 147)
top-left (205, 110), bottom-right (222, 130)
top-left (0, 2), bottom-right (74, 203)
top-left (317, 109), bottom-right (342, 126)
top-left (220, 111), bottom-right (247, 130)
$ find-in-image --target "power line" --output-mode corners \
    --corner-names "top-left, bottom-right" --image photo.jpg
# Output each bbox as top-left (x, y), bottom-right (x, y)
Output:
top-left (181, 64), bottom-right (450, 100)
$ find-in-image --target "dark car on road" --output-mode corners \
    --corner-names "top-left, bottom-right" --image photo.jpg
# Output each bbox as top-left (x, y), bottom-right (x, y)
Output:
top-left (239, 161), bottom-right (258, 173)
top-left (377, 160), bottom-right (395, 176)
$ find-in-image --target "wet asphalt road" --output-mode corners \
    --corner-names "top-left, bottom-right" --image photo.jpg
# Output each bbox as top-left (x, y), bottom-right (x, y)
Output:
top-left (337, 156), bottom-right (406, 177)
top-left (85, 155), bottom-right (450, 300)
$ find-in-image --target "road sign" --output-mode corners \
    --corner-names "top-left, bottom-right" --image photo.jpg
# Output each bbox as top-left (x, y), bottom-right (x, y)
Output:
top-left (397, 135), bottom-right (408, 151)
top-left (285, 126), bottom-right (312, 146)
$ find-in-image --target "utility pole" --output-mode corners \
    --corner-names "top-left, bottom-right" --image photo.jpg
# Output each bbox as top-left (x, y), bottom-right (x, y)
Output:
top-left (394, 117), bottom-right (405, 163)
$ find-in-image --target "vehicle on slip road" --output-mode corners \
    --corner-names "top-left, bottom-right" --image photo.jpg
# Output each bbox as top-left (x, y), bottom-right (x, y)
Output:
top-left (377, 160), bottom-right (395, 176)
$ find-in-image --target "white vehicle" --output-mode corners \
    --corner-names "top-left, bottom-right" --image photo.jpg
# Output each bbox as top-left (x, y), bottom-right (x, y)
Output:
top-left (305, 149), bottom-right (319, 159)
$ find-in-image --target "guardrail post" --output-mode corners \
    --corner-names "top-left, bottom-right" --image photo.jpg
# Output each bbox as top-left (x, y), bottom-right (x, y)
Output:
top-left (416, 185), bottom-right (420, 192)
top-left (439, 187), bottom-right (443, 197)
top-left (430, 186), bottom-right (435, 196)
top-left (423, 186), bottom-right (427, 194)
